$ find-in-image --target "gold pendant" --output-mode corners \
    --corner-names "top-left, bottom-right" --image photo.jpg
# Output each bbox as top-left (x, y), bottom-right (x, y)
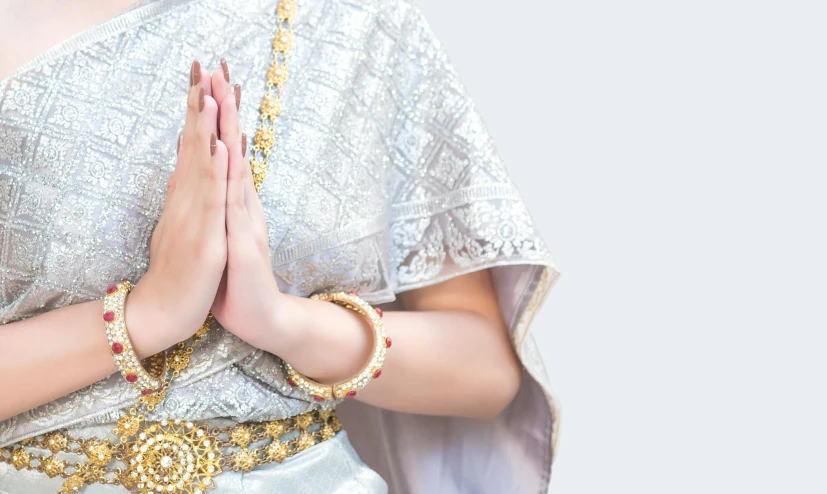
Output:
top-left (120, 420), bottom-right (222, 494)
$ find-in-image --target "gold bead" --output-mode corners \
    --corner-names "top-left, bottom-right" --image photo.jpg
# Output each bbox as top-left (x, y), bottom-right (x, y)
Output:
top-left (272, 29), bottom-right (293, 53)
top-left (260, 96), bottom-right (283, 120)
top-left (251, 158), bottom-right (265, 175)
top-left (230, 424), bottom-right (254, 448)
top-left (264, 421), bottom-right (287, 439)
top-left (115, 414), bottom-right (141, 437)
top-left (266, 61), bottom-right (289, 88)
top-left (82, 438), bottom-right (113, 466)
top-left (232, 449), bottom-right (258, 472)
top-left (168, 348), bottom-right (190, 372)
top-left (60, 473), bottom-right (86, 493)
top-left (297, 433), bottom-right (315, 451)
top-left (40, 455), bottom-right (66, 478)
top-left (11, 449), bottom-right (31, 470)
top-left (294, 413), bottom-right (312, 430)
top-left (254, 127), bottom-right (276, 152)
top-left (44, 431), bottom-right (68, 453)
top-left (277, 0), bottom-right (296, 22)
top-left (265, 441), bottom-right (289, 463)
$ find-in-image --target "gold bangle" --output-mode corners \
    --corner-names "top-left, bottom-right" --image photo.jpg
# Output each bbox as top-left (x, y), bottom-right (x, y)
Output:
top-left (103, 280), bottom-right (167, 396)
top-left (284, 291), bottom-right (391, 402)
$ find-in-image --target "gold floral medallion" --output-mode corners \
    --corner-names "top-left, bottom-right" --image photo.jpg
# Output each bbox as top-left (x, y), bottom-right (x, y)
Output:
top-left (121, 420), bottom-right (222, 494)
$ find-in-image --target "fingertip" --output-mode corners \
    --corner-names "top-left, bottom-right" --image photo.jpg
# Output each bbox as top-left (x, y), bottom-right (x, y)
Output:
top-left (211, 67), bottom-right (225, 89)
top-left (211, 67), bottom-right (230, 104)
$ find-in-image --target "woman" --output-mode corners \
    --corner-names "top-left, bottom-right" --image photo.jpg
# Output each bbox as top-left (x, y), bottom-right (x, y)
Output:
top-left (0, 0), bottom-right (561, 492)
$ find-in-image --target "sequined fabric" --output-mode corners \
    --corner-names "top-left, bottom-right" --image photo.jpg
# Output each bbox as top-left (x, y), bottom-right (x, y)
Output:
top-left (0, 0), bottom-right (561, 492)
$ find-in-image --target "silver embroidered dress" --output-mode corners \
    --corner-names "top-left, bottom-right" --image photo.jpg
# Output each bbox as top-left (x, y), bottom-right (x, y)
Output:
top-left (0, 0), bottom-right (561, 492)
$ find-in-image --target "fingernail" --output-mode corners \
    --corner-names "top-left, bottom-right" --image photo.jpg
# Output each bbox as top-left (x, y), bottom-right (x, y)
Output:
top-left (241, 133), bottom-right (247, 157)
top-left (221, 57), bottom-right (230, 82)
top-left (177, 132), bottom-right (182, 155)
top-left (198, 86), bottom-right (205, 112)
top-left (190, 59), bottom-right (201, 87)
top-left (234, 84), bottom-right (241, 110)
top-left (210, 133), bottom-right (217, 156)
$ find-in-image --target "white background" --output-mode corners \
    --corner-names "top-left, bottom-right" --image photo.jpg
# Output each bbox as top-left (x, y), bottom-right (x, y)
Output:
top-left (416, 0), bottom-right (827, 492)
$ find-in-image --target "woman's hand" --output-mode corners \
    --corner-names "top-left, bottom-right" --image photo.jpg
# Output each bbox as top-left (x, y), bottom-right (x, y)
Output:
top-left (126, 60), bottom-right (229, 354)
top-left (207, 60), bottom-right (299, 349)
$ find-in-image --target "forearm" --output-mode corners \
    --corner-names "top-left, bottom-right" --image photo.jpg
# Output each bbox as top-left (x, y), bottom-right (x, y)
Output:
top-left (268, 293), bottom-right (522, 419)
top-left (0, 282), bottom-right (181, 421)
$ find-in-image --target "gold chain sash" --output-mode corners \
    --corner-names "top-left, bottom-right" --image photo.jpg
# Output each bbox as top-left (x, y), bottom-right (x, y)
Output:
top-left (0, 409), bottom-right (340, 494)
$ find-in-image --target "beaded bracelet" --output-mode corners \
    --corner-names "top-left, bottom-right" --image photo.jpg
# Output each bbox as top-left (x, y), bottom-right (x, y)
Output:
top-left (284, 291), bottom-right (391, 402)
top-left (103, 280), bottom-right (167, 396)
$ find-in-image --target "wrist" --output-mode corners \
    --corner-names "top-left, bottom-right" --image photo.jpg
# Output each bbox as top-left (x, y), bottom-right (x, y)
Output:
top-left (254, 293), bottom-right (309, 356)
top-left (125, 275), bottom-right (186, 358)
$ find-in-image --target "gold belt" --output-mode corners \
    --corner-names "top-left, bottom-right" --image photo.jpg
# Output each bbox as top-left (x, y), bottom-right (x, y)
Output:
top-left (0, 409), bottom-right (340, 494)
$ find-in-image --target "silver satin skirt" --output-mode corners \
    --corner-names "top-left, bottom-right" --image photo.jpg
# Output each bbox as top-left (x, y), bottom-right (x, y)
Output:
top-left (0, 430), bottom-right (387, 494)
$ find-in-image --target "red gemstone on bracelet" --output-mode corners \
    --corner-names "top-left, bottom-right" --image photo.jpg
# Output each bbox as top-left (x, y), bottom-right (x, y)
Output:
top-left (346, 391), bottom-right (357, 398)
top-left (312, 395), bottom-right (323, 402)
top-left (348, 291), bottom-right (357, 296)
top-left (287, 377), bottom-right (297, 387)
top-left (372, 369), bottom-right (382, 379)
top-left (141, 389), bottom-right (154, 395)
top-left (106, 284), bottom-right (118, 294)
top-left (375, 307), bottom-right (384, 318)
top-left (103, 311), bottom-right (115, 322)
top-left (385, 337), bottom-right (392, 348)
top-left (126, 373), bottom-right (138, 383)
top-left (112, 342), bottom-right (124, 354)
